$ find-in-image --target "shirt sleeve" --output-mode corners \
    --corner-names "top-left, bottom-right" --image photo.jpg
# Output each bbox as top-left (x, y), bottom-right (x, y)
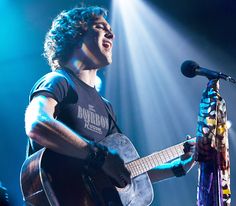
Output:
top-left (29, 72), bottom-right (69, 103)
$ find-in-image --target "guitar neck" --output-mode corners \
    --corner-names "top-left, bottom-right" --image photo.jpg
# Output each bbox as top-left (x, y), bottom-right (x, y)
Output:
top-left (126, 141), bottom-right (185, 178)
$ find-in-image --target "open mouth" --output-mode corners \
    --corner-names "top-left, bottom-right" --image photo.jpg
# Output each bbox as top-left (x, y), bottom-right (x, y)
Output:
top-left (102, 40), bottom-right (112, 49)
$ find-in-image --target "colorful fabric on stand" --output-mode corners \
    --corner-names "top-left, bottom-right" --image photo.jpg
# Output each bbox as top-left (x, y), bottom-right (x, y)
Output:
top-left (196, 79), bottom-right (231, 206)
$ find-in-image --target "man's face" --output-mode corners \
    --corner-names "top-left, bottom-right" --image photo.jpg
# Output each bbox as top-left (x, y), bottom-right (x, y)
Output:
top-left (81, 16), bottom-right (114, 68)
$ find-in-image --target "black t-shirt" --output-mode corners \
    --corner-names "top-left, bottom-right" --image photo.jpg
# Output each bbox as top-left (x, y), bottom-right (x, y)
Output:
top-left (28, 68), bottom-right (119, 154)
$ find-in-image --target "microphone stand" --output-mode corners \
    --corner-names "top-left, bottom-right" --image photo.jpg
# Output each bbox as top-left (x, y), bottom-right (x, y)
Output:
top-left (218, 72), bottom-right (236, 84)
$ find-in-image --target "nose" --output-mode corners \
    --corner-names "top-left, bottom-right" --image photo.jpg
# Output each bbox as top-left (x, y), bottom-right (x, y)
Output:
top-left (105, 30), bottom-right (114, 40)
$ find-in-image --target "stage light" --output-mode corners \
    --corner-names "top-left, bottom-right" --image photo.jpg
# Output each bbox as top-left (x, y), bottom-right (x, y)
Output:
top-left (105, 0), bottom-right (235, 205)
top-left (107, 0), bottom-right (212, 148)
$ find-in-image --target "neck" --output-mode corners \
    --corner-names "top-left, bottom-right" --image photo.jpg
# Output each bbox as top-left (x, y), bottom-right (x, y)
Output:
top-left (77, 69), bottom-right (98, 88)
top-left (65, 60), bottom-right (98, 88)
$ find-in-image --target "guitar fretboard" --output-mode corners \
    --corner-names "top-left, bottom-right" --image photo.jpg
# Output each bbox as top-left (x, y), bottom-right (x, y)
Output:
top-left (126, 142), bottom-right (185, 178)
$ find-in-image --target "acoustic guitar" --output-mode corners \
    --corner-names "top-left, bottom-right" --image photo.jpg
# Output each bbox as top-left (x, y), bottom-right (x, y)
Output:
top-left (20, 133), bottom-right (190, 206)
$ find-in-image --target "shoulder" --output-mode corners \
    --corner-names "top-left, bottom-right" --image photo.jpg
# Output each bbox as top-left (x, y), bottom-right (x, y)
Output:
top-left (101, 96), bottom-right (110, 104)
top-left (101, 96), bottom-right (113, 109)
top-left (101, 97), bottom-right (116, 118)
top-left (29, 71), bottom-right (70, 103)
top-left (36, 71), bottom-right (69, 86)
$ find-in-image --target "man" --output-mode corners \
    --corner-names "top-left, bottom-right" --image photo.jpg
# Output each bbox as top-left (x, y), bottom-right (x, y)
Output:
top-left (24, 6), bottom-right (195, 205)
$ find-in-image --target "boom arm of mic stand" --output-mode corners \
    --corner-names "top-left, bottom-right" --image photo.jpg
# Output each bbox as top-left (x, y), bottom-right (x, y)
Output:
top-left (219, 72), bottom-right (236, 84)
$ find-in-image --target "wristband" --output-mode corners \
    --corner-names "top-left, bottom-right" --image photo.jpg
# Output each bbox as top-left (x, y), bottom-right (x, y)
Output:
top-left (85, 142), bottom-right (109, 170)
top-left (172, 163), bottom-right (186, 177)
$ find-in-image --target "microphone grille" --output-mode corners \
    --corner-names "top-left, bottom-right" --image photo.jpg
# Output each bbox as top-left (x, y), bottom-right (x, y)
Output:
top-left (181, 60), bottom-right (199, 78)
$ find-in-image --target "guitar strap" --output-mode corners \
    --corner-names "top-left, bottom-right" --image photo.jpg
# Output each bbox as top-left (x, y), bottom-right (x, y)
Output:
top-left (101, 97), bottom-right (122, 135)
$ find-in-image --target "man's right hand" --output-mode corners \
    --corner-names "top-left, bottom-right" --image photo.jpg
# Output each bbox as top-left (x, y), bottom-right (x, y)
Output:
top-left (101, 150), bottom-right (131, 188)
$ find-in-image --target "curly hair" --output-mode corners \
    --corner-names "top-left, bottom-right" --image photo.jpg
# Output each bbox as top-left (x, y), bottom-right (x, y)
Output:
top-left (43, 6), bottom-right (107, 70)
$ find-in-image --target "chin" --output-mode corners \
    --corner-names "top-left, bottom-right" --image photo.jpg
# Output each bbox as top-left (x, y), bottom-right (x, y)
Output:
top-left (100, 54), bottom-right (112, 67)
top-left (106, 52), bottom-right (112, 62)
top-left (107, 56), bottom-right (112, 64)
top-left (94, 48), bottom-right (112, 67)
top-left (100, 60), bottom-right (111, 68)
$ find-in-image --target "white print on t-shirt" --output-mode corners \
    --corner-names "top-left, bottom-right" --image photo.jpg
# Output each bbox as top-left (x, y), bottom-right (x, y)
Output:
top-left (77, 105), bottom-right (109, 134)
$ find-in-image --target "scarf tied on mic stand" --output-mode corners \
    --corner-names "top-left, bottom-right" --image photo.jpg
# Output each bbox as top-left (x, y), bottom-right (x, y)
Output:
top-left (196, 79), bottom-right (231, 206)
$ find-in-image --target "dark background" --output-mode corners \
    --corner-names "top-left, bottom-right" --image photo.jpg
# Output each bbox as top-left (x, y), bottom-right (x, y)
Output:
top-left (150, 0), bottom-right (236, 62)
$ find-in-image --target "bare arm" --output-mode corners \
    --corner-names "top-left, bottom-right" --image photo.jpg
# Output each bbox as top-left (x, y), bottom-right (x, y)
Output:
top-left (148, 155), bottom-right (196, 183)
top-left (25, 95), bottom-right (90, 159)
top-left (148, 137), bottom-right (196, 183)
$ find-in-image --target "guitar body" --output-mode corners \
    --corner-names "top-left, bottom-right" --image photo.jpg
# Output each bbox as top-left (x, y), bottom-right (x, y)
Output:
top-left (20, 133), bottom-right (154, 206)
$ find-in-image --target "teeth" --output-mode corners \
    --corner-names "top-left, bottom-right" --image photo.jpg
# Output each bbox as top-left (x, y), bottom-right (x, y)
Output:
top-left (103, 42), bottom-right (110, 48)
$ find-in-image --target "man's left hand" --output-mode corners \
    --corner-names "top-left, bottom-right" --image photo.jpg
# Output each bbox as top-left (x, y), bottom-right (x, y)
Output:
top-left (181, 135), bottom-right (196, 161)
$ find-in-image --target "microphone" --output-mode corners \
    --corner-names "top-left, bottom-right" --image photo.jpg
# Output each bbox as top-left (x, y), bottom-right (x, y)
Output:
top-left (181, 60), bottom-right (236, 83)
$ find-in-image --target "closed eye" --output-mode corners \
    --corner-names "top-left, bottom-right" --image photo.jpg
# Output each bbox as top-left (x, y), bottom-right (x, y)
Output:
top-left (95, 23), bottom-right (105, 30)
